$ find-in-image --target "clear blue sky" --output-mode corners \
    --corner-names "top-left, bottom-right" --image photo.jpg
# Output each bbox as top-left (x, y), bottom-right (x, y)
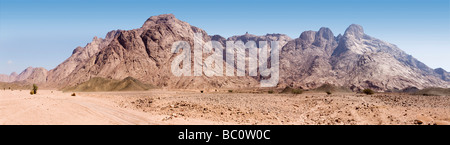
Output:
top-left (0, 0), bottom-right (449, 74)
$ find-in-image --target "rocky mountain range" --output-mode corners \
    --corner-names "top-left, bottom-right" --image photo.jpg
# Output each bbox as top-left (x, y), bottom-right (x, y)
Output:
top-left (1, 14), bottom-right (449, 91)
top-left (279, 24), bottom-right (449, 91)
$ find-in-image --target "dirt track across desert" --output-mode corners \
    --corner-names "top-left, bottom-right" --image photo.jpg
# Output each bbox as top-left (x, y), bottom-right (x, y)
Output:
top-left (0, 89), bottom-right (449, 125)
top-left (0, 90), bottom-right (218, 125)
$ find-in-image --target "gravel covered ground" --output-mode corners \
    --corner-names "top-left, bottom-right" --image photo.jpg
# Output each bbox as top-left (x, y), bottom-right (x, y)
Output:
top-left (1, 89), bottom-right (449, 125)
top-left (103, 90), bottom-right (450, 125)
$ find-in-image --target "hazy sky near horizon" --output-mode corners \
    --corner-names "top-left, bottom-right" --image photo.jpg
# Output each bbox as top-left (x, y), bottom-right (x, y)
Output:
top-left (0, 0), bottom-right (449, 74)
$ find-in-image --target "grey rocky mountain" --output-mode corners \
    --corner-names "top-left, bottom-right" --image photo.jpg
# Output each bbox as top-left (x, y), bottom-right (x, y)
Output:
top-left (0, 67), bottom-right (48, 84)
top-left (280, 24), bottom-right (449, 91)
top-left (0, 14), bottom-right (448, 91)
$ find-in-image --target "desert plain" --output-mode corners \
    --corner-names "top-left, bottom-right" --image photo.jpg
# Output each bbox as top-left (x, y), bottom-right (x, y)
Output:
top-left (0, 89), bottom-right (449, 125)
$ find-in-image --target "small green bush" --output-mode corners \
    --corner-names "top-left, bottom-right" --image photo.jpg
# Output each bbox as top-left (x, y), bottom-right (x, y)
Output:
top-left (362, 88), bottom-right (374, 95)
top-left (292, 89), bottom-right (303, 94)
top-left (30, 90), bottom-right (34, 95)
top-left (32, 84), bottom-right (38, 94)
top-left (228, 90), bottom-right (233, 93)
top-left (268, 90), bottom-right (274, 94)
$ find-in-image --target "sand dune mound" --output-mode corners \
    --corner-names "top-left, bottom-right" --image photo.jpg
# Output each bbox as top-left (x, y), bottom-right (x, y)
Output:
top-left (63, 77), bottom-right (156, 92)
top-left (280, 86), bottom-right (303, 94)
top-left (0, 82), bottom-right (32, 90)
top-left (412, 88), bottom-right (450, 96)
top-left (312, 84), bottom-right (352, 93)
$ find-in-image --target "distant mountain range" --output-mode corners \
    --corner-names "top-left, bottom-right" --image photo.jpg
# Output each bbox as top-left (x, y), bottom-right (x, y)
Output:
top-left (1, 14), bottom-right (449, 91)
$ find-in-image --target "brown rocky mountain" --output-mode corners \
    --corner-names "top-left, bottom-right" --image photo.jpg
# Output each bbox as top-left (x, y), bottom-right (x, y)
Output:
top-left (279, 27), bottom-right (339, 89)
top-left (1, 14), bottom-right (448, 91)
top-left (46, 14), bottom-right (261, 89)
top-left (331, 24), bottom-right (449, 90)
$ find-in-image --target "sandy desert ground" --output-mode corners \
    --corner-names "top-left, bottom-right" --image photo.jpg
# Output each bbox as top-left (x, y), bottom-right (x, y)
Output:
top-left (0, 89), bottom-right (449, 125)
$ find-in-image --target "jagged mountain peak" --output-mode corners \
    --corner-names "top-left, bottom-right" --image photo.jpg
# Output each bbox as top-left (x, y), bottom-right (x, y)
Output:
top-left (10, 72), bottom-right (18, 77)
top-left (344, 24), bottom-right (364, 39)
top-left (299, 31), bottom-right (316, 42)
top-left (317, 27), bottom-right (334, 40)
top-left (141, 14), bottom-right (180, 29)
top-left (21, 67), bottom-right (35, 73)
top-left (333, 24), bottom-right (382, 56)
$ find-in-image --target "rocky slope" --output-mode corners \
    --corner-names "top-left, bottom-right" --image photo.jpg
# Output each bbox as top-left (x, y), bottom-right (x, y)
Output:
top-left (331, 24), bottom-right (448, 90)
top-left (45, 30), bottom-right (122, 87)
top-left (62, 77), bottom-right (156, 92)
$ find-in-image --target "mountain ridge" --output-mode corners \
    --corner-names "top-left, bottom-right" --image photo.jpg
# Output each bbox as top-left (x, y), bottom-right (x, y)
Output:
top-left (0, 14), bottom-right (448, 91)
